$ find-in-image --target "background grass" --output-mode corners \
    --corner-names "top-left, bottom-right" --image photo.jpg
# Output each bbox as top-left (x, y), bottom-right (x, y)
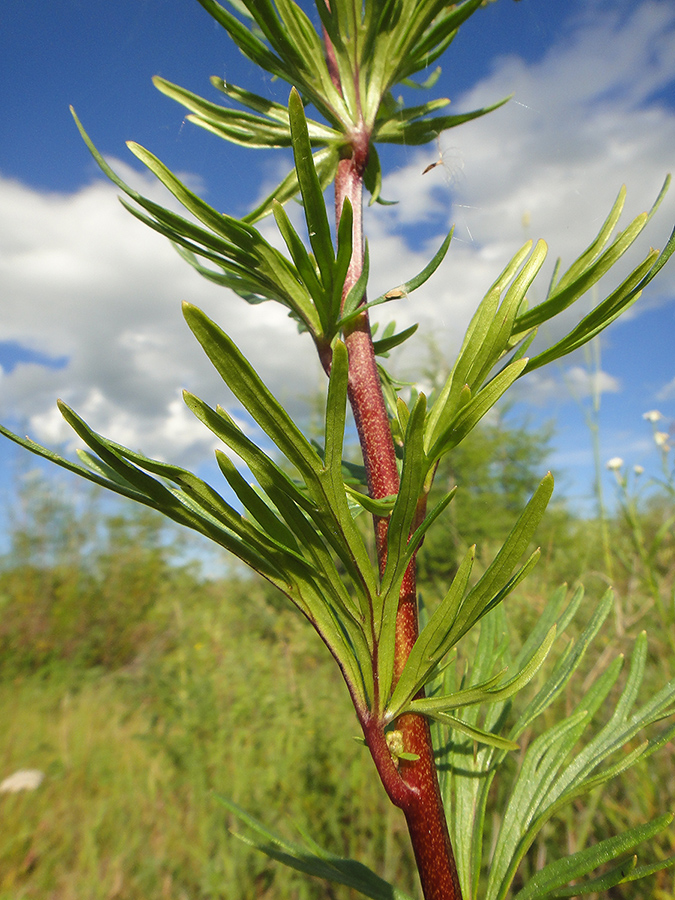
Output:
top-left (0, 414), bottom-right (673, 899)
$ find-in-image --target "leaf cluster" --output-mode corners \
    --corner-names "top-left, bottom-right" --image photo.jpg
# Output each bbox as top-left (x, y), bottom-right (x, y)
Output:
top-left (437, 586), bottom-right (675, 900)
top-left (424, 179), bottom-right (675, 467)
top-left (2, 2), bottom-right (675, 897)
top-left (208, 586), bottom-right (675, 900)
top-left (7, 87), bottom-right (675, 742)
top-left (162, 0), bottom-right (506, 216)
top-left (70, 92), bottom-right (444, 359)
top-left (0, 312), bottom-right (552, 732)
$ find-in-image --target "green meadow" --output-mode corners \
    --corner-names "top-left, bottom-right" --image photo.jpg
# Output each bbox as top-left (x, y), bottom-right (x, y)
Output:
top-left (1, 416), bottom-right (673, 899)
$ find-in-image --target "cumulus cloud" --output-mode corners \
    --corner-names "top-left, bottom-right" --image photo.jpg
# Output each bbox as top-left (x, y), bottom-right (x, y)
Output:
top-left (657, 376), bottom-right (675, 402)
top-left (0, 164), bottom-right (321, 466)
top-left (514, 365), bottom-right (620, 408)
top-left (1, 0), bottom-right (674, 468)
top-left (361, 0), bottom-right (675, 395)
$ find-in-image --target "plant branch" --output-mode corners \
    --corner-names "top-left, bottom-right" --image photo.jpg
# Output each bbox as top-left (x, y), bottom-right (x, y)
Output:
top-left (331, 97), bottom-right (463, 900)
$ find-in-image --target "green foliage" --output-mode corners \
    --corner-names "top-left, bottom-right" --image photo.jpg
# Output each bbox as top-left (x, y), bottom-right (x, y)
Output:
top-left (172, 0), bottom-right (508, 217)
top-left (416, 411), bottom-right (557, 589)
top-left (0, 476), bottom-right (189, 675)
top-left (604, 424), bottom-right (675, 640)
top-left (385, 473), bottom-right (554, 729)
top-left (0, 571), bottom-right (415, 899)
top-left (214, 795), bottom-right (417, 900)
top-left (0, 433), bottom-right (674, 899)
top-left (2, 1), bottom-right (674, 898)
top-left (437, 588), bottom-right (675, 900)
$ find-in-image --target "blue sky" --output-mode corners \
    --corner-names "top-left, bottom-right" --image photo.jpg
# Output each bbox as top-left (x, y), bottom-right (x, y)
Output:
top-left (1, 0), bottom-right (674, 525)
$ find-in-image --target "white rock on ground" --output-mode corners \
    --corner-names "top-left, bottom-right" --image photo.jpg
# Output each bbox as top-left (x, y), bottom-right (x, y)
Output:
top-left (0, 769), bottom-right (45, 793)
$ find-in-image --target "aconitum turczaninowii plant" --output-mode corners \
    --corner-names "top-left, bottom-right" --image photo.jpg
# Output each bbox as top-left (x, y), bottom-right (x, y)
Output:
top-left (3, 2), bottom-right (675, 898)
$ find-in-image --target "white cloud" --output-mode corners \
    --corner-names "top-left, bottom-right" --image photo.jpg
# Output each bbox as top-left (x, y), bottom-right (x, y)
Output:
top-left (657, 376), bottom-right (675, 401)
top-left (561, 365), bottom-right (621, 400)
top-left (1, 1), bottom-right (674, 470)
top-left (513, 365), bottom-right (620, 408)
top-left (363, 0), bottom-right (675, 375)
top-left (0, 166), bottom-right (321, 466)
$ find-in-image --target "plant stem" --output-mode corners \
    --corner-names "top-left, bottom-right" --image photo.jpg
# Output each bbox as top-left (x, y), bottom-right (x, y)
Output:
top-left (333, 137), bottom-right (463, 900)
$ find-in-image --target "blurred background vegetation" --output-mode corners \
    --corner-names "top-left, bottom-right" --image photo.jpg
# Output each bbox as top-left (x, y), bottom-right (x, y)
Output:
top-left (0, 408), bottom-right (673, 899)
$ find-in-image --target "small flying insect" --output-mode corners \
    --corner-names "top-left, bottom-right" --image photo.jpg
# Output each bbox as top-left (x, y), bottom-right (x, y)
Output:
top-left (421, 136), bottom-right (463, 182)
top-left (422, 159), bottom-right (441, 175)
top-left (422, 135), bottom-right (446, 174)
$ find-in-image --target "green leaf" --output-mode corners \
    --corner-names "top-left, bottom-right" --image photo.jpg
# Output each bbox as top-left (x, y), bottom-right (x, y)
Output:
top-left (514, 177), bottom-right (672, 336)
top-left (509, 588), bottom-right (614, 741)
top-left (124, 141), bottom-right (322, 327)
top-left (548, 185), bottom-right (627, 295)
top-left (185, 112), bottom-right (292, 148)
top-left (332, 197), bottom-right (354, 325)
top-left (338, 228), bottom-right (454, 329)
top-left (273, 0), bottom-right (336, 95)
top-left (373, 323), bottom-right (419, 355)
top-left (445, 473), bottom-right (553, 645)
top-left (512, 814), bottom-right (674, 900)
top-left (379, 394), bottom-right (429, 609)
top-left (272, 199), bottom-right (326, 331)
top-left (153, 76), bottom-right (305, 147)
top-left (400, 67), bottom-right (442, 90)
top-left (523, 221), bottom-right (675, 372)
top-left (320, 340), bottom-right (380, 601)
top-left (468, 238), bottom-right (547, 388)
top-left (57, 404), bottom-right (293, 580)
top-left (387, 546), bottom-right (474, 716)
top-left (195, 0), bottom-right (292, 83)
top-left (341, 240), bottom-right (371, 319)
top-left (214, 449), bottom-right (300, 550)
top-left (377, 97), bottom-right (451, 129)
top-left (404, 227), bottom-right (455, 291)
top-left (363, 143), bottom-right (396, 206)
top-left (406, 625), bottom-right (555, 717)
top-left (243, 147), bottom-right (340, 223)
top-left (183, 303), bottom-right (323, 484)
top-left (374, 96), bottom-right (510, 144)
top-left (209, 75), bottom-right (295, 125)
top-left (421, 710), bottom-right (520, 751)
top-left (288, 87), bottom-right (335, 290)
top-left (0, 424), bottom-right (149, 505)
top-left (191, 392), bottom-right (370, 606)
top-left (401, 485), bottom-right (458, 567)
top-left (344, 485), bottom-right (397, 516)
top-left (72, 107), bottom-right (327, 328)
top-left (377, 394), bottom-right (429, 703)
top-left (214, 795), bottom-right (416, 900)
top-left (183, 391), bottom-right (311, 513)
top-left (401, 0), bottom-right (485, 76)
top-left (425, 239), bottom-right (535, 450)
top-left (429, 358), bottom-right (529, 461)
top-left (544, 856), bottom-right (638, 897)
top-left (620, 853), bottom-right (675, 888)
top-left (76, 448), bottom-right (145, 491)
top-left (487, 641), bottom-right (636, 898)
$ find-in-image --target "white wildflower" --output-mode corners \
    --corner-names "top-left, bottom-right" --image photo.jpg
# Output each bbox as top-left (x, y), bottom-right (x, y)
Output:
top-left (654, 431), bottom-right (670, 448)
top-left (0, 769), bottom-right (44, 793)
top-left (643, 410), bottom-right (663, 423)
top-left (633, 465), bottom-right (644, 475)
top-left (606, 457), bottom-right (624, 471)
